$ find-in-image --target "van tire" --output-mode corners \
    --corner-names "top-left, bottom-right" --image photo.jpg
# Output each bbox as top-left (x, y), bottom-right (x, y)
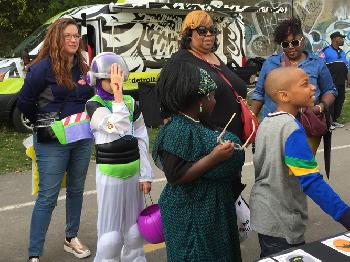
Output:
top-left (12, 107), bottom-right (32, 133)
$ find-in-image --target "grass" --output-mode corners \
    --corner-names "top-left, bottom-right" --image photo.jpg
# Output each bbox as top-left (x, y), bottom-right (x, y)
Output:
top-left (0, 120), bottom-right (161, 175)
top-left (337, 91), bottom-right (350, 124)
top-left (1, 91), bottom-right (349, 175)
top-left (0, 124), bottom-right (32, 175)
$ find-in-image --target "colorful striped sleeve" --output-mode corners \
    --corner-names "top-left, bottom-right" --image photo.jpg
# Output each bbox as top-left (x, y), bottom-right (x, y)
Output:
top-left (284, 125), bottom-right (349, 221)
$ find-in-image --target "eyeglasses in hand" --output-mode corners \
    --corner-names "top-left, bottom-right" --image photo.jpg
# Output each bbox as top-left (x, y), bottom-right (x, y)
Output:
top-left (216, 112), bottom-right (256, 150)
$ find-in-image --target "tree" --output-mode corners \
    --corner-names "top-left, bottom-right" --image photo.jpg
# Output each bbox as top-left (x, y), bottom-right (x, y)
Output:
top-left (0, 0), bottom-right (110, 57)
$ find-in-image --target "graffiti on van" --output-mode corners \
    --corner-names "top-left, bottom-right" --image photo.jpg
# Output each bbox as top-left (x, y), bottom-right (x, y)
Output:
top-left (98, 12), bottom-right (245, 73)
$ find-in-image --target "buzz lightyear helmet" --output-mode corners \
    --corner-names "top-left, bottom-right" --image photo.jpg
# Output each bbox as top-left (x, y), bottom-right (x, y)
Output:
top-left (86, 52), bottom-right (129, 86)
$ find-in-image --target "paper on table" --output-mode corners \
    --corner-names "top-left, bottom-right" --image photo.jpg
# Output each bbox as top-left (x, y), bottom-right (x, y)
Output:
top-left (273, 249), bottom-right (322, 262)
top-left (258, 258), bottom-right (276, 262)
top-left (322, 235), bottom-right (350, 257)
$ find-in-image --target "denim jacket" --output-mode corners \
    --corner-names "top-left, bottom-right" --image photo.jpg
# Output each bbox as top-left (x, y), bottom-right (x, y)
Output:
top-left (252, 52), bottom-right (337, 118)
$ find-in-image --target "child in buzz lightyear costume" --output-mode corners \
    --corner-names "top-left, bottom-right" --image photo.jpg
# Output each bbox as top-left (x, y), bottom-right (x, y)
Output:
top-left (85, 52), bottom-right (153, 262)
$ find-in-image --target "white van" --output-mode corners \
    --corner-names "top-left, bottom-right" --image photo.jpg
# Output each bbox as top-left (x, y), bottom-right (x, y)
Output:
top-left (0, 1), bottom-right (287, 131)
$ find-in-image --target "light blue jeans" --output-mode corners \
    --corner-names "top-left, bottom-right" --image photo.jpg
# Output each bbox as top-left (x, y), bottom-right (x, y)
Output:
top-left (28, 134), bottom-right (92, 257)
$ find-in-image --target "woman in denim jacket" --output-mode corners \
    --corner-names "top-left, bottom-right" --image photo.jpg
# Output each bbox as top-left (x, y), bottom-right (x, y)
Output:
top-left (251, 17), bottom-right (337, 154)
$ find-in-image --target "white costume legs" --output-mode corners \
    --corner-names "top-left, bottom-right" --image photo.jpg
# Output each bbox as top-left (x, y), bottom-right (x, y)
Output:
top-left (121, 179), bottom-right (145, 262)
top-left (94, 171), bottom-right (145, 262)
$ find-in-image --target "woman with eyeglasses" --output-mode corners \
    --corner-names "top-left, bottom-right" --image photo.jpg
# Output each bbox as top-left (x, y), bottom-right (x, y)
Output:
top-left (163, 10), bottom-right (247, 200)
top-left (17, 18), bottom-right (94, 262)
top-left (251, 17), bottom-right (337, 154)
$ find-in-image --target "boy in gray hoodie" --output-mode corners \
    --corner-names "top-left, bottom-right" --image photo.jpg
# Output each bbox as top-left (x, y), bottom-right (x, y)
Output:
top-left (250, 67), bottom-right (350, 258)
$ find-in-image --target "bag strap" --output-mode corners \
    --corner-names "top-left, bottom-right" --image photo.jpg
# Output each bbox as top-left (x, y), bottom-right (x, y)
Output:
top-left (216, 69), bottom-right (241, 100)
top-left (189, 49), bottom-right (241, 100)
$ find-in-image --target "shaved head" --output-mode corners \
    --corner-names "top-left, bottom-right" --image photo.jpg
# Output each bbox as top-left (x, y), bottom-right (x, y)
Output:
top-left (265, 67), bottom-right (307, 101)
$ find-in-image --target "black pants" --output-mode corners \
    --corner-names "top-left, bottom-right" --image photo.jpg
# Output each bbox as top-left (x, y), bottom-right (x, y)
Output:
top-left (258, 233), bottom-right (305, 258)
top-left (330, 84), bottom-right (345, 122)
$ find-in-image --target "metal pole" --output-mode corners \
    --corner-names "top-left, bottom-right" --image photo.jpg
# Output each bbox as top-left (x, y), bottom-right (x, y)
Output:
top-left (291, 0), bottom-right (294, 17)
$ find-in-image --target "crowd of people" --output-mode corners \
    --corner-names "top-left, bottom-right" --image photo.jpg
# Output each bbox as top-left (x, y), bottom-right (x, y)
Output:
top-left (16, 9), bottom-right (350, 262)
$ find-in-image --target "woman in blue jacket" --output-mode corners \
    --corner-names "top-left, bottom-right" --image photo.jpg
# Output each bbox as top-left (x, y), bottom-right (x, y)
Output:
top-left (251, 17), bottom-right (337, 154)
top-left (17, 18), bottom-right (94, 262)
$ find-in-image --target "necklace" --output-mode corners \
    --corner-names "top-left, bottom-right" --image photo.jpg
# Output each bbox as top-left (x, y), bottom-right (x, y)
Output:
top-left (180, 112), bottom-right (200, 123)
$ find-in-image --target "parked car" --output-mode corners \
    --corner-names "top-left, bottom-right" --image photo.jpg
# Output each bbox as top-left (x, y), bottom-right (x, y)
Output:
top-left (0, 58), bottom-right (32, 132)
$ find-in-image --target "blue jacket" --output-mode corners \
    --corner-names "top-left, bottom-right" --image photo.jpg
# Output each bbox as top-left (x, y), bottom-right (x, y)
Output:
top-left (17, 57), bottom-right (94, 123)
top-left (320, 46), bottom-right (349, 86)
top-left (252, 52), bottom-right (337, 118)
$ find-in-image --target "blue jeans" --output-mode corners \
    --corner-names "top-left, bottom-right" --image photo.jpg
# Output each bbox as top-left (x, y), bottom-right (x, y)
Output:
top-left (258, 233), bottom-right (305, 258)
top-left (28, 135), bottom-right (92, 257)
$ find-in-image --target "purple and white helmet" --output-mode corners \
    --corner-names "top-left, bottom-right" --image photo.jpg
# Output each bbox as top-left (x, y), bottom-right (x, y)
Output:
top-left (86, 52), bottom-right (129, 86)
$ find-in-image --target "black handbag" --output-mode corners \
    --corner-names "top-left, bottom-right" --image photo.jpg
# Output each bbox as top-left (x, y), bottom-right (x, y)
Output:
top-left (34, 92), bottom-right (70, 143)
top-left (35, 112), bottom-right (60, 143)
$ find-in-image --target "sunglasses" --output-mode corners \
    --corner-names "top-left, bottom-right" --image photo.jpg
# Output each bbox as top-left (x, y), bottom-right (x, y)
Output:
top-left (280, 37), bottom-right (304, 49)
top-left (194, 26), bottom-right (218, 36)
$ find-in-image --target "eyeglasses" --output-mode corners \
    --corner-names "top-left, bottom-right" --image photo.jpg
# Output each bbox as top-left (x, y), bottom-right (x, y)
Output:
top-left (63, 34), bottom-right (81, 41)
top-left (280, 37), bottom-right (304, 49)
top-left (194, 26), bottom-right (218, 36)
top-left (216, 112), bottom-right (256, 150)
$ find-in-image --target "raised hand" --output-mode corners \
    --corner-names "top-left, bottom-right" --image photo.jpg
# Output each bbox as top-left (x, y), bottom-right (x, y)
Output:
top-left (110, 63), bottom-right (124, 103)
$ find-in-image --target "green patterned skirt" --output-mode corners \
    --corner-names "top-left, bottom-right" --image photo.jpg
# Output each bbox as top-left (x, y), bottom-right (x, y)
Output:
top-left (159, 181), bottom-right (242, 262)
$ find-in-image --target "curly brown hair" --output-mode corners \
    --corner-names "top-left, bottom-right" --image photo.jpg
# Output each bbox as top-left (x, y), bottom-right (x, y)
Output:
top-left (273, 17), bottom-right (303, 44)
top-left (31, 18), bottom-right (89, 88)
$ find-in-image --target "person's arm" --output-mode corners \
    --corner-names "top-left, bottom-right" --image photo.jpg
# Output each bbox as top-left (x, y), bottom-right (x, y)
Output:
top-left (133, 108), bottom-right (154, 184)
top-left (133, 111), bottom-right (153, 194)
top-left (318, 61), bottom-right (337, 109)
top-left (16, 62), bottom-right (48, 123)
top-left (251, 100), bottom-right (264, 117)
top-left (173, 141), bottom-right (235, 185)
top-left (86, 101), bottom-right (131, 134)
top-left (284, 128), bottom-right (350, 229)
top-left (251, 61), bottom-right (269, 116)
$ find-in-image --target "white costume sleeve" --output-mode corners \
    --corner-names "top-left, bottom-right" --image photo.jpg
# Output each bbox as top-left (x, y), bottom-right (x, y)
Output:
top-left (90, 102), bottom-right (131, 135)
top-left (133, 114), bottom-right (154, 182)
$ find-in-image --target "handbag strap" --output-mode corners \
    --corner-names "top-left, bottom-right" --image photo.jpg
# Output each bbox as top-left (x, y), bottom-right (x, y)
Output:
top-left (216, 70), bottom-right (241, 101)
top-left (189, 49), bottom-right (241, 101)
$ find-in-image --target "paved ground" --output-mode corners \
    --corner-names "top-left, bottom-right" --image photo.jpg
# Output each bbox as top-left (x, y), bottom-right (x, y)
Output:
top-left (1, 124), bottom-right (350, 262)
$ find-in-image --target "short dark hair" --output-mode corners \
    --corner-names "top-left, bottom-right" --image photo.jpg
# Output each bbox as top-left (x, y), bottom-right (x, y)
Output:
top-left (156, 62), bottom-right (202, 118)
top-left (179, 28), bottom-right (219, 52)
top-left (273, 17), bottom-right (303, 44)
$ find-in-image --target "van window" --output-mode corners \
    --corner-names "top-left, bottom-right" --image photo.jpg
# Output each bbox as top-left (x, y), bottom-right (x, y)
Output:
top-left (13, 24), bottom-right (48, 57)
top-left (0, 63), bottom-right (19, 79)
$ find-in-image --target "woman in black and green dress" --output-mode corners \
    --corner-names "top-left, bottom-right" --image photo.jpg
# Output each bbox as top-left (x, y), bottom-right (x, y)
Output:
top-left (153, 62), bottom-right (244, 261)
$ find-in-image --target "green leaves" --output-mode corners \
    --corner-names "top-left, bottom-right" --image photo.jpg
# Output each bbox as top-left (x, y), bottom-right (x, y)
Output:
top-left (0, 0), bottom-right (110, 57)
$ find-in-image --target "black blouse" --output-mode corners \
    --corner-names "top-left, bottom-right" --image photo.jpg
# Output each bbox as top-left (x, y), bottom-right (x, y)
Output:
top-left (169, 49), bottom-right (247, 140)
